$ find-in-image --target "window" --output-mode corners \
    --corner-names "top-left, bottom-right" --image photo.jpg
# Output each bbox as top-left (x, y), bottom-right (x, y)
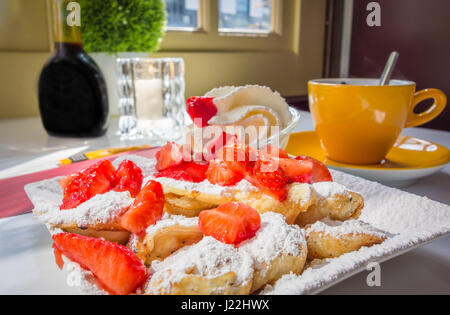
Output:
top-left (164, 0), bottom-right (276, 35)
top-left (164, 0), bottom-right (199, 30)
top-left (219, 0), bottom-right (272, 34)
top-left (156, 0), bottom-right (327, 103)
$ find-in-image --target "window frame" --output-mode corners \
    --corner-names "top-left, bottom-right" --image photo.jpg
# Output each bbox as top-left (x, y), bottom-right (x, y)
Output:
top-left (161, 0), bottom-right (291, 52)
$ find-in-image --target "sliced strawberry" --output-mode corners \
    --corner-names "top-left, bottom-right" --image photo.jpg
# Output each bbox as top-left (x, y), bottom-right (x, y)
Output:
top-left (120, 180), bottom-right (165, 235)
top-left (295, 156), bottom-right (333, 183)
top-left (184, 162), bottom-right (209, 182)
top-left (259, 146), bottom-right (289, 159)
top-left (217, 137), bottom-right (257, 175)
top-left (60, 160), bottom-right (116, 210)
top-left (249, 159), bottom-right (288, 201)
top-left (199, 202), bottom-right (261, 246)
top-left (155, 167), bottom-right (194, 182)
top-left (52, 233), bottom-right (148, 295)
top-left (155, 142), bottom-right (184, 172)
top-left (113, 160), bottom-right (143, 198)
top-left (278, 158), bottom-right (314, 184)
top-left (206, 159), bottom-right (243, 186)
top-left (186, 96), bottom-right (218, 127)
top-left (155, 161), bottom-right (208, 183)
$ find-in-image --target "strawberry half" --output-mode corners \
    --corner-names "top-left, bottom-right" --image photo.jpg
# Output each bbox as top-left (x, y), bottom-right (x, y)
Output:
top-left (295, 156), bottom-right (333, 183)
top-left (60, 160), bottom-right (116, 210)
top-left (52, 233), bottom-right (148, 295)
top-left (278, 158), bottom-right (314, 184)
top-left (199, 202), bottom-right (261, 246)
top-left (206, 159), bottom-right (243, 186)
top-left (113, 160), bottom-right (143, 198)
top-left (186, 96), bottom-right (218, 128)
top-left (249, 158), bottom-right (288, 202)
top-left (120, 180), bottom-right (165, 235)
top-left (155, 142), bottom-right (185, 172)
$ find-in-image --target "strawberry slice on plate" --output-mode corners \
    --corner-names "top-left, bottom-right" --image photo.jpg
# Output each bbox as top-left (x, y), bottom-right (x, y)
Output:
top-left (120, 180), bottom-right (165, 235)
top-left (113, 160), bottom-right (143, 198)
top-left (249, 158), bottom-right (288, 202)
top-left (183, 162), bottom-right (209, 182)
top-left (155, 166), bottom-right (194, 182)
top-left (295, 155), bottom-right (333, 183)
top-left (206, 159), bottom-right (243, 186)
top-left (52, 233), bottom-right (148, 295)
top-left (155, 142), bottom-right (185, 172)
top-left (278, 158), bottom-right (314, 184)
top-left (186, 96), bottom-right (218, 128)
top-left (60, 160), bottom-right (116, 210)
top-left (199, 202), bottom-right (261, 246)
top-left (155, 161), bottom-right (209, 183)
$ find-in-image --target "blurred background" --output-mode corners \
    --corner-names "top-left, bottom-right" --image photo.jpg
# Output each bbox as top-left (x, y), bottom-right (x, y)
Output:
top-left (0, 0), bottom-right (448, 130)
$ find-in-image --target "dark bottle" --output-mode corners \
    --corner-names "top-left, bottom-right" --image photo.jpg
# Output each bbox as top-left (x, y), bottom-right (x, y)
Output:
top-left (39, 0), bottom-right (109, 137)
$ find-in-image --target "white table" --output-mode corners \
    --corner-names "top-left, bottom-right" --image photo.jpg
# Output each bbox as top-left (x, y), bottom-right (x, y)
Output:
top-left (0, 111), bottom-right (449, 295)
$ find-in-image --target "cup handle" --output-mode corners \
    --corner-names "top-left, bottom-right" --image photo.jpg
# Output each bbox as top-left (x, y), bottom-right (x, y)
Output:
top-left (405, 88), bottom-right (447, 128)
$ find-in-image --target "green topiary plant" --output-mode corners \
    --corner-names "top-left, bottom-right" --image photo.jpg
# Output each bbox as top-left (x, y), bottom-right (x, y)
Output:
top-left (78, 0), bottom-right (166, 54)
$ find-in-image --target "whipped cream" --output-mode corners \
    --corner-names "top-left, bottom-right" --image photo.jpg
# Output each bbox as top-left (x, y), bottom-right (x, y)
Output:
top-left (186, 85), bottom-right (294, 147)
top-left (205, 85), bottom-right (292, 128)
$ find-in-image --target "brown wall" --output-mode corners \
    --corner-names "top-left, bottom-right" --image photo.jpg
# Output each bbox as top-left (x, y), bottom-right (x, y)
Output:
top-left (349, 0), bottom-right (450, 131)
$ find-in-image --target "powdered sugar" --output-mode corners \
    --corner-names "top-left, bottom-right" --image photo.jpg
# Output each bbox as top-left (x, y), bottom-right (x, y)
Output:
top-left (306, 218), bottom-right (389, 239)
top-left (27, 176), bottom-right (133, 227)
top-left (239, 212), bottom-right (306, 266)
top-left (261, 170), bottom-right (450, 295)
top-left (146, 213), bottom-right (198, 236)
top-left (146, 236), bottom-right (254, 294)
top-left (312, 182), bottom-right (351, 198)
top-left (37, 191), bottom-right (132, 227)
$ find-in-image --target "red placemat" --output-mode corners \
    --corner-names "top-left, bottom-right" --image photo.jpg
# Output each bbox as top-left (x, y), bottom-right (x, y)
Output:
top-left (0, 147), bottom-right (160, 219)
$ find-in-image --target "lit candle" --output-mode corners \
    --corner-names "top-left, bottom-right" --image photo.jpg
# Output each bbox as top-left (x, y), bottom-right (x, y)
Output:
top-left (134, 79), bottom-right (164, 120)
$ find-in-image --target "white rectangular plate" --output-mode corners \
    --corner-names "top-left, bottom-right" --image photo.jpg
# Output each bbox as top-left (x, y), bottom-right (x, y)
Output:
top-left (1, 162), bottom-right (449, 295)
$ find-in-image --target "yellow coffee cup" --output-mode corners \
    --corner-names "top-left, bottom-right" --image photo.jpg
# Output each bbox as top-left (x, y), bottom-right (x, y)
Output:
top-left (308, 79), bottom-right (447, 165)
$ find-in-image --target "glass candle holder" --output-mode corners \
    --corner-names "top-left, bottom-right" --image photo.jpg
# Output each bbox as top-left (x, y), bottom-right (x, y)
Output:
top-left (116, 58), bottom-right (186, 142)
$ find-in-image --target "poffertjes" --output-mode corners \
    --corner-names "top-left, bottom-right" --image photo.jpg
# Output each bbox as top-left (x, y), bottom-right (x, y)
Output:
top-left (305, 218), bottom-right (389, 259)
top-left (27, 136), bottom-right (391, 295)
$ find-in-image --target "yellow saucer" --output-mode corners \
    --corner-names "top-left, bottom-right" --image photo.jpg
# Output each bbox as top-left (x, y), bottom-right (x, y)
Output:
top-left (286, 132), bottom-right (450, 187)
